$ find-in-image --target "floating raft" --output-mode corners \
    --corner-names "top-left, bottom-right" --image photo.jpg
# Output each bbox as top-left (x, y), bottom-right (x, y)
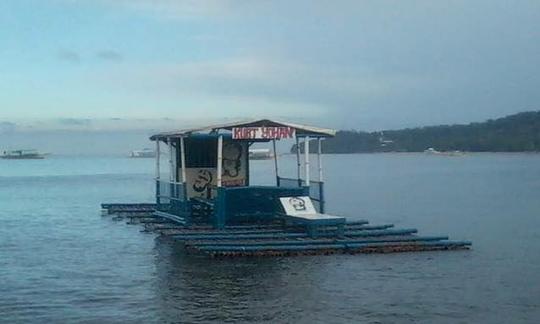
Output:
top-left (101, 203), bottom-right (471, 257)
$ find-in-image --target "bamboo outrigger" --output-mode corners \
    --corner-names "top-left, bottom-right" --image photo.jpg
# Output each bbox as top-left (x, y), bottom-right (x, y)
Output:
top-left (101, 119), bottom-right (471, 257)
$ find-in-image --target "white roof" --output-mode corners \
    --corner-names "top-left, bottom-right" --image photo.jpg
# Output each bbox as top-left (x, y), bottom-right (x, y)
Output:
top-left (150, 118), bottom-right (336, 140)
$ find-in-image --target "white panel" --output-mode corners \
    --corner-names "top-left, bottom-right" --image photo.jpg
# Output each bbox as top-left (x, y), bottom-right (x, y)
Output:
top-left (279, 196), bottom-right (317, 216)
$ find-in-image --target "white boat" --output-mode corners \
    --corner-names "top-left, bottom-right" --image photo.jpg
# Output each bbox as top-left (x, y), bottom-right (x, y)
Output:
top-left (1, 149), bottom-right (47, 159)
top-left (249, 148), bottom-right (274, 160)
top-left (424, 147), bottom-right (464, 156)
top-left (130, 148), bottom-right (156, 158)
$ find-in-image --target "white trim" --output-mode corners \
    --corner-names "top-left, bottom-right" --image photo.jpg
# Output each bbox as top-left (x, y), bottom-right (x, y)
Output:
top-left (217, 135), bottom-right (223, 187)
top-left (304, 136), bottom-right (310, 186)
top-left (318, 137), bottom-right (323, 182)
top-left (155, 140), bottom-right (160, 179)
top-left (158, 180), bottom-right (184, 185)
top-left (296, 136), bottom-right (301, 181)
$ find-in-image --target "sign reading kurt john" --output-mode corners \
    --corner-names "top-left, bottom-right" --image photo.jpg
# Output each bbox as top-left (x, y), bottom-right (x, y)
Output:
top-left (232, 126), bottom-right (296, 140)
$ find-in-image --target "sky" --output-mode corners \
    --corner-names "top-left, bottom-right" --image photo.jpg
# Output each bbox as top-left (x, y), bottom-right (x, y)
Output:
top-left (1, 0), bottom-right (540, 132)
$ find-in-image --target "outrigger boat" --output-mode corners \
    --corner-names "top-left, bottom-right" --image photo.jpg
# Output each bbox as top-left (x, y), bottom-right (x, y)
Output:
top-left (129, 148), bottom-right (156, 158)
top-left (249, 148), bottom-right (274, 160)
top-left (101, 119), bottom-right (471, 257)
top-left (1, 149), bottom-right (47, 159)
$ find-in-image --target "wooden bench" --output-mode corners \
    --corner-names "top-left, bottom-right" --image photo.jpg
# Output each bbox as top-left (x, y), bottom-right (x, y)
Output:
top-left (279, 196), bottom-right (346, 238)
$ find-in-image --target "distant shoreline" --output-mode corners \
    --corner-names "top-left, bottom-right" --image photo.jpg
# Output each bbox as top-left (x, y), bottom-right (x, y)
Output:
top-left (295, 111), bottom-right (540, 154)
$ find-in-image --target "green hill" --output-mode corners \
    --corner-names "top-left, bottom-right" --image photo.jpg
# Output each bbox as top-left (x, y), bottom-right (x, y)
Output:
top-left (295, 111), bottom-right (540, 153)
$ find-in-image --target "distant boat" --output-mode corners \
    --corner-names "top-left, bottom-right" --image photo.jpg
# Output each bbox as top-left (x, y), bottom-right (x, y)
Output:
top-left (249, 148), bottom-right (274, 160)
top-left (1, 149), bottom-right (47, 159)
top-left (424, 147), bottom-right (464, 156)
top-left (130, 148), bottom-right (156, 158)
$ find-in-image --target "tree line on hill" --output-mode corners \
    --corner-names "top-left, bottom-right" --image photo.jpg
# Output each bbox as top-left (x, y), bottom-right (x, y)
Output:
top-left (293, 111), bottom-right (540, 153)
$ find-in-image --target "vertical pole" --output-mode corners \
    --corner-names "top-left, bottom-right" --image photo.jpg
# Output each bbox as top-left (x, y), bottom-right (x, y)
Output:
top-left (168, 138), bottom-right (175, 199)
top-left (179, 136), bottom-right (187, 211)
top-left (180, 136), bottom-right (187, 183)
top-left (245, 142), bottom-right (250, 186)
top-left (216, 187), bottom-right (226, 229)
top-left (304, 136), bottom-right (310, 187)
top-left (155, 140), bottom-right (160, 207)
top-left (295, 136), bottom-right (301, 185)
top-left (168, 138), bottom-right (174, 182)
top-left (272, 139), bottom-right (279, 186)
top-left (318, 137), bottom-right (325, 213)
top-left (217, 135), bottom-right (223, 188)
top-left (317, 137), bottom-right (323, 182)
top-left (155, 140), bottom-right (160, 179)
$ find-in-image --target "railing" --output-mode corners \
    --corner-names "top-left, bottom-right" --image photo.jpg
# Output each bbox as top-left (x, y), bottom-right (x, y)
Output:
top-left (214, 186), bottom-right (306, 229)
top-left (154, 177), bottom-right (326, 227)
top-left (156, 179), bottom-right (188, 218)
top-left (277, 177), bottom-right (325, 213)
top-left (156, 179), bottom-right (186, 201)
top-left (277, 177), bottom-right (303, 188)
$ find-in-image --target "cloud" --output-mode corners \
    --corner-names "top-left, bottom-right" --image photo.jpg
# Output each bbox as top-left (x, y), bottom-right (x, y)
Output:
top-left (57, 50), bottom-right (81, 63)
top-left (96, 50), bottom-right (123, 62)
top-left (57, 118), bottom-right (92, 126)
top-left (99, 56), bottom-right (425, 116)
top-left (0, 121), bottom-right (17, 133)
top-left (48, 0), bottom-right (540, 130)
top-left (90, 0), bottom-right (245, 20)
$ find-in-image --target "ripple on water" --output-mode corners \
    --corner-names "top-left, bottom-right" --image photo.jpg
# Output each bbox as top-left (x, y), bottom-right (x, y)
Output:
top-left (2, 155), bottom-right (540, 322)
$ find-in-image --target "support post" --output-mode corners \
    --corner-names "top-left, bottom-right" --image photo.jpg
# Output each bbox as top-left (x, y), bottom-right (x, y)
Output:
top-left (179, 136), bottom-right (188, 210)
top-left (296, 136), bottom-right (301, 186)
top-left (168, 138), bottom-right (175, 198)
top-left (180, 136), bottom-right (187, 183)
top-left (216, 187), bottom-right (226, 229)
top-left (217, 135), bottom-right (223, 188)
top-left (155, 140), bottom-right (160, 207)
top-left (317, 137), bottom-right (323, 182)
top-left (168, 138), bottom-right (174, 182)
top-left (304, 136), bottom-right (310, 187)
top-left (317, 137), bottom-right (325, 213)
top-left (155, 140), bottom-right (160, 180)
top-left (273, 139), bottom-right (279, 186)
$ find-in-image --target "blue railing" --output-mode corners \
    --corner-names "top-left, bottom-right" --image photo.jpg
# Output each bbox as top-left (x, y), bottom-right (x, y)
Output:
top-left (156, 179), bottom-right (189, 218)
top-left (214, 186), bottom-right (306, 229)
top-left (155, 178), bottom-right (326, 228)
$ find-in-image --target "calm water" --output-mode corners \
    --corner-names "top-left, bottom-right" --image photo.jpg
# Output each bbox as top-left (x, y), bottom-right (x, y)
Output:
top-left (1, 154), bottom-right (540, 323)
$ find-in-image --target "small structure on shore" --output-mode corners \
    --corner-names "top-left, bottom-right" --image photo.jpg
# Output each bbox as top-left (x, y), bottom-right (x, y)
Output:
top-left (102, 119), bottom-right (470, 257)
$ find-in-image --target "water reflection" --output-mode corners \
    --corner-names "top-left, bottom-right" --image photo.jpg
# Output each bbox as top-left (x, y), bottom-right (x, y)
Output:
top-left (152, 236), bottom-right (346, 323)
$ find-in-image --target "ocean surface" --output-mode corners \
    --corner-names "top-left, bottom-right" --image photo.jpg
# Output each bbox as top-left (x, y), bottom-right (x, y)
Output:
top-left (1, 153), bottom-right (540, 323)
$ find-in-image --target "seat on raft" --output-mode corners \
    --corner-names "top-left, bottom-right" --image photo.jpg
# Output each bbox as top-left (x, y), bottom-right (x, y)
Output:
top-left (279, 196), bottom-right (346, 237)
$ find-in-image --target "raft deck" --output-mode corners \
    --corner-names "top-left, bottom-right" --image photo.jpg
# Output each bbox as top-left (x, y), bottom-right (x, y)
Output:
top-left (101, 203), bottom-right (471, 257)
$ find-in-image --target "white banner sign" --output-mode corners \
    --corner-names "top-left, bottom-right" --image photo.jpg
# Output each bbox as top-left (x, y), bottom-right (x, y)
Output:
top-left (232, 126), bottom-right (296, 140)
